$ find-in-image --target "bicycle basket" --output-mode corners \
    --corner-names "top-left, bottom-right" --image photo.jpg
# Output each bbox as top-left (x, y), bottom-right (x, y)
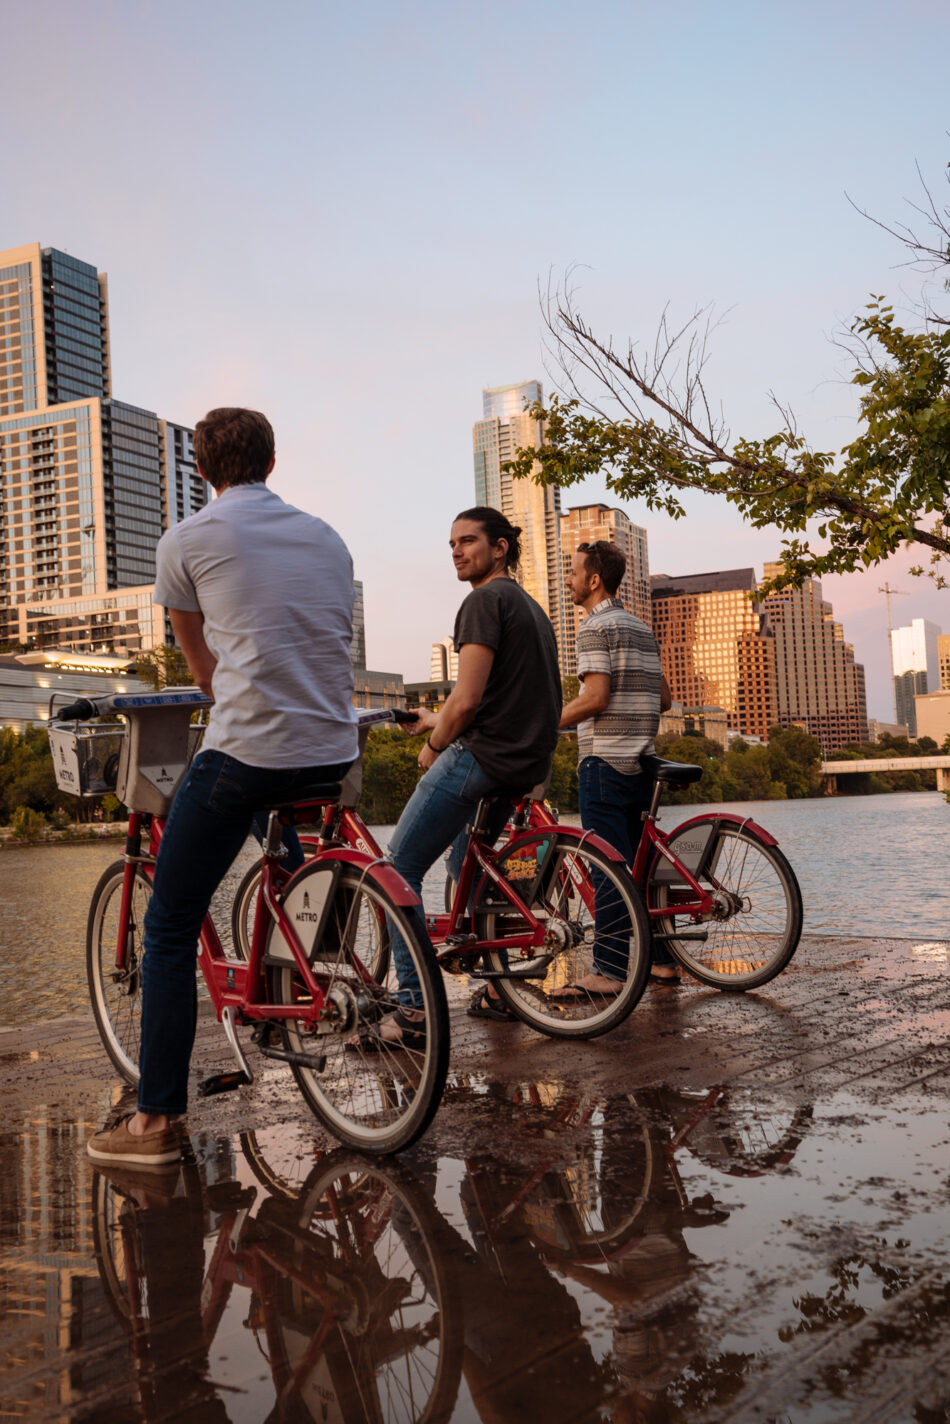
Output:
top-left (48, 724), bottom-right (126, 799)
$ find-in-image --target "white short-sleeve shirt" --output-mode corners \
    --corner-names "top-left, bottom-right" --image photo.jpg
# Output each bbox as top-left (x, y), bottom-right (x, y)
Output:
top-left (154, 482), bottom-right (358, 769)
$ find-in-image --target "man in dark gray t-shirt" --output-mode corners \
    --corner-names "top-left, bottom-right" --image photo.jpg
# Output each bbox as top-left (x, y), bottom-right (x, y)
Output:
top-left (452, 574), bottom-right (561, 792)
top-left (378, 506), bottom-right (561, 1041)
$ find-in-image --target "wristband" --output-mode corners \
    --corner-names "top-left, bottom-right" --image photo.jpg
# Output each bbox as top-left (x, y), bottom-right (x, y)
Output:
top-left (428, 739), bottom-right (446, 754)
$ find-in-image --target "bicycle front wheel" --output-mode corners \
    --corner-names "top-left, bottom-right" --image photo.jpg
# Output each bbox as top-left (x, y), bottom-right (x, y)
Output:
top-left (87, 859), bottom-right (151, 1083)
top-left (647, 820), bottom-right (803, 991)
top-left (477, 830), bottom-right (651, 1039)
top-left (266, 862), bottom-right (449, 1154)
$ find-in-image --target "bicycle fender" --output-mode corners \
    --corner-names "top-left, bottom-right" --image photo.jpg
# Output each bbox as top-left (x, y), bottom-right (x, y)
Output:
top-left (314, 848), bottom-right (422, 906)
top-left (533, 826), bottom-right (628, 863)
top-left (665, 812), bottom-right (779, 847)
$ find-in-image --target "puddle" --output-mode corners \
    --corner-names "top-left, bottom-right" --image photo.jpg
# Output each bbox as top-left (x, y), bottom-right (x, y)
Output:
top-left (1, 1082), bottom-right (949, 1421)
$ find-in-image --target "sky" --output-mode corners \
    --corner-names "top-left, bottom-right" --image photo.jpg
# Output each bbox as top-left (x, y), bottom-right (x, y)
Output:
top-left (4, 0), bottom-right (949, 718)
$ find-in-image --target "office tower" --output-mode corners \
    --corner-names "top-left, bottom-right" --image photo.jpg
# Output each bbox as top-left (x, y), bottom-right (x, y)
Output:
top-left (936, 633), bottom-right (950, 691)
top-left (651, 569), bottom-right (778, 740)
top-left (559, 504), bottom-right (651, 676)
top-left (472, 380), bottom-right (567, 666)
top-left (430, 636), bottom-right (458, 682)
top-left (351, 579), bottom-right (367, 668)
top-left (890, 617), bottom-right (941, 737)
top-left (760, 566), bottom-right (869, 753)
top-left (0, 243), bottom-right (206, 655)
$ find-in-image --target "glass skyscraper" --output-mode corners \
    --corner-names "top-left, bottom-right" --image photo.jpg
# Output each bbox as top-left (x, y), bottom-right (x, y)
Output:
top-left (472, 380), bottom-right (567, 667)
top-left (0, 242), bottom-right (206, 655)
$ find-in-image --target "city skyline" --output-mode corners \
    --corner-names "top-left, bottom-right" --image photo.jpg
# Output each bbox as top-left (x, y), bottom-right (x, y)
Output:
top-left (4, 2), bottom-right (948, 718)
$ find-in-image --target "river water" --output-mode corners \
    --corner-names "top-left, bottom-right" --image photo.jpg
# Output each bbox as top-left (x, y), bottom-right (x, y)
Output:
top-left (1, 791), bottom-right (947, 1026)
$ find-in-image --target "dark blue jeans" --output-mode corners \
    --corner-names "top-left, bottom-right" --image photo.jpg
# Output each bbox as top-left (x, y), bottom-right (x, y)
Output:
top-left (387, 743), bottom-right (511, 1007)
top-left (578, 755), bottom-right (674, 978)
top-left (139, 749), bottom-right (351, 1116)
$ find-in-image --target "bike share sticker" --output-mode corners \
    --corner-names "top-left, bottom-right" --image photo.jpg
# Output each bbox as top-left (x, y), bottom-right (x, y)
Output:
top-left (479, 835), bottom-right (556, 910)
top-left (652, 823), bottom-right (718, 883)
top-left (268, 864), bottom-right (341, 963)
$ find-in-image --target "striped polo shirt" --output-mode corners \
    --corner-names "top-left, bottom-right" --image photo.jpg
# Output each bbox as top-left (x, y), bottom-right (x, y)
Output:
top-left (576, 597), bottom-right (663, 774)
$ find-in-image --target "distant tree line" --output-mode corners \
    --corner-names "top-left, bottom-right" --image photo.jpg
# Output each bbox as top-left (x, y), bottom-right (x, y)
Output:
top-left (2, 710), bottom-right (946, 841)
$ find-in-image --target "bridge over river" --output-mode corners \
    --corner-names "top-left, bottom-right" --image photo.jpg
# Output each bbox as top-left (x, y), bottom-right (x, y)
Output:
top-left (821, 754), bottom-right (950, 793)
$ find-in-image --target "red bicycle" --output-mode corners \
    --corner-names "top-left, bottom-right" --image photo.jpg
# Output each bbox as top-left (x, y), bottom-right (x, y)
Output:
top-left (232, 710), bottom-right (653, 1039)
top-left (500, 754), bottom-right (804, 992)
top-left (50, 691), bottom-right (449, 1154)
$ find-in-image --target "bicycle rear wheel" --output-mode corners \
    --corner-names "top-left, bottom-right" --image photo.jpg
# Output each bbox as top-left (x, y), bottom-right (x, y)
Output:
top-left (476, 830), bottom-right (651, 1039)
top-left (266, 862), bottom-right (449, 1153)
top-left (87, 859), bottom-right (151, 1084)
top-left (647, 819), bottom-right (803, 991)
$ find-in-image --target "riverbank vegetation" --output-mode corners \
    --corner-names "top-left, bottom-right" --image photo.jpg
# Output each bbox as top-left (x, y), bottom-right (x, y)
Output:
top-left (0, 719), bottom-right (944, 839)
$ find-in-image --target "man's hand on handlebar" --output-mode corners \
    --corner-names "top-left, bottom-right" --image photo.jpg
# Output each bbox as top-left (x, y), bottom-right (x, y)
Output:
top-left (401, 706), bottom-right (437, 737)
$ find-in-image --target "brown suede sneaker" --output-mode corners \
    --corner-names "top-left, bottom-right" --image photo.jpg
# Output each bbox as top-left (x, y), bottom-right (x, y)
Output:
top-left (86, 1115), bottom-right (183, 1167)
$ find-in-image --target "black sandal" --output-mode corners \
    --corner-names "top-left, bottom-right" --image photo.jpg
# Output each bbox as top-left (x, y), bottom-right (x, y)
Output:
top-left (347, 1006), bottom-right (427, 1053)
top-left (467, 986), bottom-right (518, 1022)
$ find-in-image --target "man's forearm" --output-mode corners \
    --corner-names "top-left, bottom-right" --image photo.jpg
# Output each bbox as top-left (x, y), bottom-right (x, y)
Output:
top-left (560, 673), bottom-right (611, 728)
top-left (168, 608), bottom-right (217, 698)
top-left (429, 688), bottom-right (478, 748)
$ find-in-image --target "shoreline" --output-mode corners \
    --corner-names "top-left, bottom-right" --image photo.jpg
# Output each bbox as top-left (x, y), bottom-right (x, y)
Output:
top-left (0, 823), bottom-right (126, 848)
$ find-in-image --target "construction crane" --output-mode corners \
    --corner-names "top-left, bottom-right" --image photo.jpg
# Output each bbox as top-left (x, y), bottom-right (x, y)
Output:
top-left (878, 583), bottom-right (909, 721)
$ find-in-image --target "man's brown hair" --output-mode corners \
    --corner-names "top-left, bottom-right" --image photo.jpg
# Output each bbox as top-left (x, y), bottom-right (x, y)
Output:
top-left (577, 540), bottom-right (626, 596)
top-left (193, 408), bottom-right (275, 490)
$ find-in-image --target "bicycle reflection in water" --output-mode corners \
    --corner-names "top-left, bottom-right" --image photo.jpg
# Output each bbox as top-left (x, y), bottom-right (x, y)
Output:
top-left (90, 1084), bottom-right (812, 1423)
top-left (92, 1147), bottom-right (460, 1424)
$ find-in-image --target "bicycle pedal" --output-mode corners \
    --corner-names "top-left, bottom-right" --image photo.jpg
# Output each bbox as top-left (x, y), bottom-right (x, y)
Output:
top-left (198, 1070), bottom-right (252, 1097)
top-left (443, 932), bottom-right (477, 948)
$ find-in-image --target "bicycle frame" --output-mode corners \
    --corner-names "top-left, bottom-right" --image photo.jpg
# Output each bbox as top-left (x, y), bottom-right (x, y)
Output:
top-left (510, 794), bottom-right (779, 926)
top-left (115, 804), bottom-right (418, 1031)
top-left (313, 798), bottom-right (628, 966)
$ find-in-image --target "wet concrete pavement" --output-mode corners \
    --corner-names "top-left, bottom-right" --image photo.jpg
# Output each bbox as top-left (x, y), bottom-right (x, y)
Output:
top-left (1, 931), bottom-right (949, 1422)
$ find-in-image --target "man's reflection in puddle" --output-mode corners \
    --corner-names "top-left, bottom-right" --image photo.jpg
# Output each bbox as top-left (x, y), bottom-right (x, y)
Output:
top-left (91, 1163), bottom-right (230, 1422)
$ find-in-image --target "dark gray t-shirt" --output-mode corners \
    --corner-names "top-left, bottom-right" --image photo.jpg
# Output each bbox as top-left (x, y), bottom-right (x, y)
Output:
top-left (453, 577), bottom-right (561, 792)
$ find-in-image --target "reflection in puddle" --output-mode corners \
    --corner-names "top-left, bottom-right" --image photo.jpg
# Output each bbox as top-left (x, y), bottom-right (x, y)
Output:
top-left (1, 1082), bottom-right (949, 1421)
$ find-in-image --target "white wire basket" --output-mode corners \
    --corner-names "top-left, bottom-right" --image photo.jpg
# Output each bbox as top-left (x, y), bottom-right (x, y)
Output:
top-left (48, 724), bottom-right (126, 798)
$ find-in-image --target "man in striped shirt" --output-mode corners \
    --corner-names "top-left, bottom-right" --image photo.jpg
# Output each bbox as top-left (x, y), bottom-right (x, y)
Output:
top-left (557, 540), bottom-right (679, 995)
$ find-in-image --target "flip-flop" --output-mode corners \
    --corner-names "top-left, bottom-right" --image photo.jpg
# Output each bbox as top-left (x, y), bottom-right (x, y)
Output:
top-left (549, 985), bottom-right (623, 1008)
top-left (467, 986), bottom-right (518, 1022)
top-left (346, 1007), bottom-right (427, 1052)
top-left (649, 970), bottom-right (682, 986)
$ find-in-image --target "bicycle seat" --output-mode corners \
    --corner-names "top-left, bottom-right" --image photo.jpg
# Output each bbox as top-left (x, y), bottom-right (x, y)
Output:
top-left (641, 756), bottom-right (703, 785)
top-left (271, 783), bottom-right (342, 822)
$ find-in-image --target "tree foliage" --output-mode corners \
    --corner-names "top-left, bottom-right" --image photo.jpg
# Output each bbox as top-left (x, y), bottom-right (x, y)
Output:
top-left (505, 159), bottom-right (950, 594)
top-left (134, 645), bottom-right (194, 690)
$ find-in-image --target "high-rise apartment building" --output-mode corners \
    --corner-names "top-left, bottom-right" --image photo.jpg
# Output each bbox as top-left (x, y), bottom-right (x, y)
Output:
top-left (559, 504), bottom-right (650, 676)
top-left (761, 565), bottom-right (869, 752)
top-left (651, 569), bottom-right (778, 740)
top-left (939, 634), bottom-right (950, 691)
top-left (0, 243), bottom-right (206, 655)
top-left (472, 381), bottom-right (567, 666)
top-left (430, 636), bottom-right (459, 682)
top-left (890, 617), bottom-right (942, 737)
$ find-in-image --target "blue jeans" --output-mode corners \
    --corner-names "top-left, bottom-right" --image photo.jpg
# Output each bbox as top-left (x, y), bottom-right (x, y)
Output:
top-left (578, 755), bottom-right (673, 978)
top-left (387, 743), bottom-right (511, 1007)
top-left (139, 749), bottom-right (351, 1116)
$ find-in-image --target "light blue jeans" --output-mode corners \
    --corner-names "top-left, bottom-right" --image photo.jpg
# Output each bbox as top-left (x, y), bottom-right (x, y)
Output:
top-left (387, 743), bottom-right (511, 1007)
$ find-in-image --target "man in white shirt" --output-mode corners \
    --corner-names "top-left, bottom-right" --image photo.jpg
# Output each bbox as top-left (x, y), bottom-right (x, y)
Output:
top-left (88, 407), bottom-right (358, 1167)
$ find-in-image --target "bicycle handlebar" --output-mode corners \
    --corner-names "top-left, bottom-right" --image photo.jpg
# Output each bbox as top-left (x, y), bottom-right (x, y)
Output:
top-left (51, 687), bottom-right (213, 722)
top-left (53, 694), bottom-right (419, 726)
